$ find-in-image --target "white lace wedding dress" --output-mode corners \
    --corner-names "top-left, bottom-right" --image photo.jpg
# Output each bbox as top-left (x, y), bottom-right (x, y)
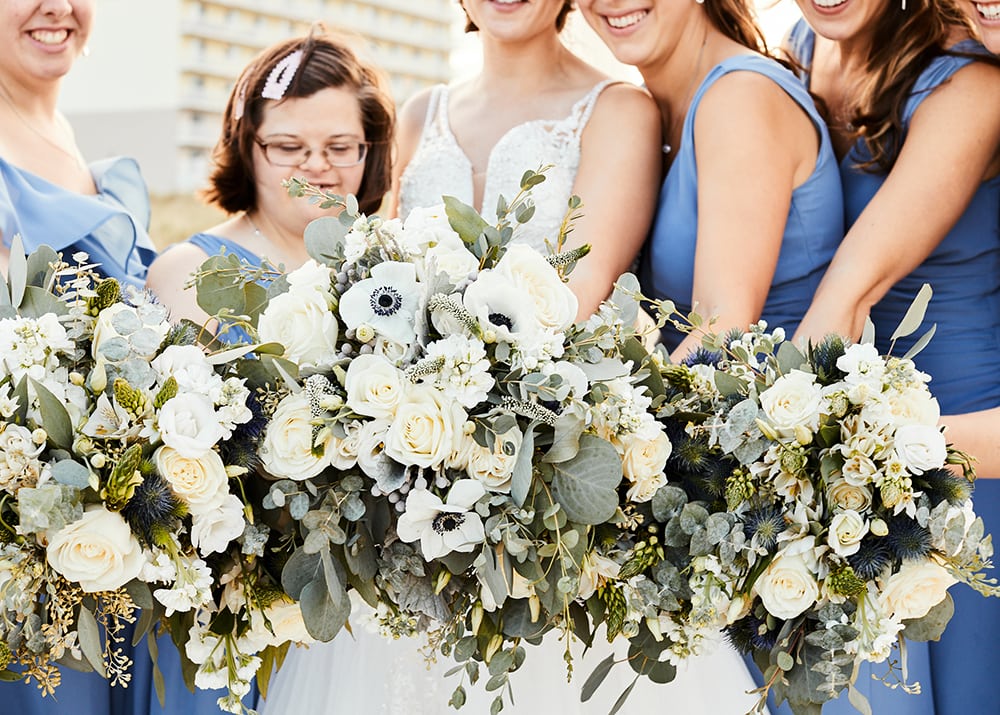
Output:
top-left (259, 81), bottom-right (768, 715)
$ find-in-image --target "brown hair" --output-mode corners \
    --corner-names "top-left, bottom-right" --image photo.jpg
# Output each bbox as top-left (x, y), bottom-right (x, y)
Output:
top-left (204, 26), bottom-right (395, 215)
top-left (847, 0), bottom-right (998, 173)
top-left (704, 0), bottom-right (770, 55)
top-left (462, 0), bottom-right (574, 33)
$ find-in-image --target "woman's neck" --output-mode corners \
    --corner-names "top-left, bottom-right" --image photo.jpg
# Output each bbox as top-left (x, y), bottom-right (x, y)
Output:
top-left (477, 32), bottom-right (577, 97)
top-left (0, 70), bottom-right (60, 122)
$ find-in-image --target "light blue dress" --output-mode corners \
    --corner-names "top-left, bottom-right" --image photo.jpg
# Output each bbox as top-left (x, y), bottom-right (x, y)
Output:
top-left (0, 156), bottom-right (230, 714)
top-left (788, 20), bottom-right (1000, 715)
top-left (640, 54), bottom-right (844, 352)
top-left (184, 232), bottom-right (265, 345)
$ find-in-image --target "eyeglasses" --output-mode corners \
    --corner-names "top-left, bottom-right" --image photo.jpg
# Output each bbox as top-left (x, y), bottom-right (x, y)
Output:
top-left (255, 138), bottom-right (369, 168)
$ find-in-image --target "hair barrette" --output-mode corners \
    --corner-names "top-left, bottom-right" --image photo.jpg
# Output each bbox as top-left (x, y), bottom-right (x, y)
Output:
top-left (261, 50), bottom-right (303, 101)
top-left (233, 73), bottom-right (251, 120)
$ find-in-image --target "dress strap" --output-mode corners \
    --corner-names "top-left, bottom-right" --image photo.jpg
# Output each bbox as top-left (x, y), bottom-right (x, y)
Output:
top-left (568, 79), bottom-right (619, 139)
top-left (421, 84), bottom-right (450, 140)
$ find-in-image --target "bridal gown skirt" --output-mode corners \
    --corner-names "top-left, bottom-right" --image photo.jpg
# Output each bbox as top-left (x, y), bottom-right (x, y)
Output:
top-left (259, 625), bottom-right (768, 715)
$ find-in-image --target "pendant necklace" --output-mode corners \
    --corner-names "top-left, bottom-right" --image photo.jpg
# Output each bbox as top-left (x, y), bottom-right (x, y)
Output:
top-left (663, 32), bottom-right (710, 156)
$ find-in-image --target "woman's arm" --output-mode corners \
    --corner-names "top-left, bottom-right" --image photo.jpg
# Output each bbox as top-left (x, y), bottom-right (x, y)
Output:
top-left (564, 84), bottom-right (662, 319)
top-left (145, 243), bottom-right (214, 329)
top-left (941, 408), bottom-right (1000, 477)
top-left (794, 61), bottom-right (1000, 343)
top-left (671, 70), bottom-right (820, 360)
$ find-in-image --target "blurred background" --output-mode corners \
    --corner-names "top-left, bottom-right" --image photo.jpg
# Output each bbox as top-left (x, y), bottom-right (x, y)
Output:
top-left (60, 0), bottom-right (801, 248)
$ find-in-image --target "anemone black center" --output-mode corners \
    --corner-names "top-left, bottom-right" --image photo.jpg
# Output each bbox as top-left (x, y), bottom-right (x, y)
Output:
top-left (370, 286), bottom-right (403, 316)
top-left (432, 512), bottom-right (466, 534)
top-left (488, 312), bottom-right (513, 330)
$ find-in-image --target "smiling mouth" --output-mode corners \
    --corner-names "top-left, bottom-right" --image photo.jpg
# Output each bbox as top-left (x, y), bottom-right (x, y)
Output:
top-left (606, 10), bottom-right (649, 29)
top-left (29, 29), bottom-right (71, 45)
top-left (813, 0), bottom-right (850, 8)
top-left (975, 2), bottom-right (1000, 20)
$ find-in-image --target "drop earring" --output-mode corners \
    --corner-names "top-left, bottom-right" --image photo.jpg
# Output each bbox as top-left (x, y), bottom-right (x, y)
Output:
top-left (82, 45), bottom-right (91, 57)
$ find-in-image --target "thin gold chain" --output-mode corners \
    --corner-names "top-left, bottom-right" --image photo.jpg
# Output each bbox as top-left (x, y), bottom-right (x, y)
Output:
top-left (664, 31), bottom-right (710, 155)
top-left (0, 76), bottom-right (87, 170)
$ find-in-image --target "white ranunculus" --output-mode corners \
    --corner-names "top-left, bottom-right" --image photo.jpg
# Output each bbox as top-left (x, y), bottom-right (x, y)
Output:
top-left (191, 493), bottom-right (246, 556)
top-left (836, 343), bottom-right (887, 389)
top-left (621, 423), bottom-right (672, 502)
top-left (759, 370), bottom-right (825, 440)
top-left (396, 480), bottom-right (486, 560)
top-left (466, 429), bottom-right (522, 493)
top-left (339, 262), bottom-right (420, 346)
top-left (46, 506), bottom-right (145, 592)
top-left (383, 383), bottom-right (465, 469)
top-left (154, 445), bottom-right (229, 515)
top-left (151, 345), bottom-right (221, 396)
top-left (879, 559), bottom-right (956, 621)
top-left (827, 479), bottom-right (873, 512)
top-left (257, 290), bottom-right (339, 372)
top-left (892, 424), bottom-right (947, 474)
top-left (423, 241), bottom-right (479, 284)
top-left (158, 394), bottom-right (226, 457)
top-left (344, 354), bottom-right (408, 419)
top-left (495, 244), bottom-right (578, 331)
top-left (827, 509), bottom-right (869, 557)
top-left (753, 541), bottom-right (820, 620)
top-left (886, 387), bottom-right (940, 427)
top-left (260, 392), bottom-right (332, 480)
top-left (462, 270), bottom-right (541, 344)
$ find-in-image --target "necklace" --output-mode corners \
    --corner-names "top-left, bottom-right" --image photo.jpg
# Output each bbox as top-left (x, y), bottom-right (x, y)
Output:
top-left (0, 77), bottom-right (87, 170)
top-left (663, 32), bottom-right (710, 155)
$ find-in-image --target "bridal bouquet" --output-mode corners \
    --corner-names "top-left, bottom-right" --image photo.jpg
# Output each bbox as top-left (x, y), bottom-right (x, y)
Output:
top-left (586, 295), bottom-right (997, 714)
top-left (0, 240), bottom-right (272, 712)
top-left (194, 172), bottom-right (676, 711)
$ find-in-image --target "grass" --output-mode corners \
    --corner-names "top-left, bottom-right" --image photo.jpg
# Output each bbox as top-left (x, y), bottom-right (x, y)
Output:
top-left (149, 194), bottom-right (227, 250)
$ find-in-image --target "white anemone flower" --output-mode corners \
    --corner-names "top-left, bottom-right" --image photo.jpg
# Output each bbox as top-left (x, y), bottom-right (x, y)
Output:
top-left (396, 480), bottom-right (486, 560)
top-left (339, 262), bottom-right (420, 345)
top-left (462, 270), bottom-right (540, 343)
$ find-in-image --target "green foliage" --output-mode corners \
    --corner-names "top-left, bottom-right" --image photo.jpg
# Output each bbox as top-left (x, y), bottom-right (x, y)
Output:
top-left (549, 435), bottom-right (622, 525)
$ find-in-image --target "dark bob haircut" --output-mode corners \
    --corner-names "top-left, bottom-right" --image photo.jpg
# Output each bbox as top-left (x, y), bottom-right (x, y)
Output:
top-left (462, 0), bottom-right (573, 32)
top-left (204, 27), bottom-right (395, 216)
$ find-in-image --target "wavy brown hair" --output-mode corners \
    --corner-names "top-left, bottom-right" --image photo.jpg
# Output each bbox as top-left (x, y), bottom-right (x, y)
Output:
top-left (704, 0), bottom-right (770, 55)
top-left (847, 0), bottom-right (998, 173)
top-left (204, 26), bottom-right (395, 215)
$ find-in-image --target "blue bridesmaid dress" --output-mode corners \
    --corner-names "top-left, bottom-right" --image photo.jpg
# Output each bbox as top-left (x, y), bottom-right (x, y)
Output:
top-left (640, 53), bottom-right (844, 351)
top-left (786, 20), bottom-right (1000, 715)
top-left (0, 157), bottom-right (236, 714)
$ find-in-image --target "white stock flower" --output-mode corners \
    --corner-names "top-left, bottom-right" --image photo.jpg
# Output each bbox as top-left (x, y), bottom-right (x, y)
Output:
top-left (837, 343), bottom-right (887, 391)
top-left (753, 540), bottom-right (820, 620)
top-left (260, 392), bottom-right (332, 480)
top-left (892, 424), bottom-right (947, 474)
top-left (827, 510), bottom-right (869, 557)
top-left (423, 334), bottom-right (494, 409)
top-left (257, 289), bottom-right (339, 372)
top-left (339, 261), bottom-right (420, 346)
top-left (154, 445), bottom-right (228, 514)
top-left (879, 559), bottom-right (956, 621)
top-left (345, 354), bottom-right (409, 419)
top-left (46, 506), bottom-right (145, 592)
top-left (152, 345), bottom-right (222, 396)
top-left (396, 480), bottom-right (486, 560)
top-left (0, 314), bottom-right (74, 379)
top-left (383, 383), bottom-right (465, 469)
top-left (759, 370), bottom-right (824, 440)
top-left (191, 493), bottom-right (246, 556)
top-left (495, 244), bottom-right (578, 331)
top-left (157, 394), bottom-right (226, 457)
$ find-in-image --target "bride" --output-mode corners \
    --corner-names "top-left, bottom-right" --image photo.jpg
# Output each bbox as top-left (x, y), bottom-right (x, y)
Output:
top-left (260, 1), bottom-right (767, 712)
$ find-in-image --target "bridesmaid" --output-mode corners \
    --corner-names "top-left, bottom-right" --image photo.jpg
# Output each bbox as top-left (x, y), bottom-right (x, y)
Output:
top-left (146, 28), bottom-right (394, 334)
top-left (787, 0), bottom-right (1000, 712)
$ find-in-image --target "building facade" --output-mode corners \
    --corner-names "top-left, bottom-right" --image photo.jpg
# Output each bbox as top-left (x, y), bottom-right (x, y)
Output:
top-left (61, 0), bottom-right (456, 194)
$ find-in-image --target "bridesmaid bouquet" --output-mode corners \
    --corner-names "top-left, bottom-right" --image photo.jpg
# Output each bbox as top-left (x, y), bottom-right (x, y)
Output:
top-left (588, 293), bottom-right (998, 714)
top-left (193, 172), bottom-right (680, 712)
top-left (0, 240), bottom-right (270, 712)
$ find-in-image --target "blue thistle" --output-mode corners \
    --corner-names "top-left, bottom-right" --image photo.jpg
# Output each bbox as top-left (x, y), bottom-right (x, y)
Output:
top-left (742, 504), bottom-right (785, 552)
top-left (809, 335), bottom-right (848, 386)
top-left (219, 391), bottom-right (267, 472)
top-left (122, 466), bottom-right (186, 547)
top-left (847, 537), bottom-right (893, 580)
top-left (914, 467), bottom-right (973, 506)
top-left (683, 347), bottom-right (722, 368)
top-left (725, 614), bottom-right (778, 654)
top-left (884, 516), bottom-right (932, 561)
top-left (159, 321), bottom-right (200, 350)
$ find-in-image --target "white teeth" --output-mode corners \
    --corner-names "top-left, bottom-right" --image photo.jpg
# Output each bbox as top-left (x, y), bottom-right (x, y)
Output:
top-left (607, 10), bottom-right (648, 29)
top-left (976, 2), bottom-right (1000, 19)
top-left (29, 29), bottom-right (69, 45)
top-left (813, 0), bottom-right (848, 7)
top-left (492, 0), bottom-right (524, 4)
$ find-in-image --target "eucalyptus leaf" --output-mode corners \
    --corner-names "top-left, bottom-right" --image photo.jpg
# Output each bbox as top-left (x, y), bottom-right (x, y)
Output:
top-left (24, 244), bottom-right (59, 288)
top-left (609, 272), bottom-right (641, 327)
top-left (304, 216), bottom-right (349, 264)
top-left (18, 286), bottom-right (69, 319)
top-left (543, 411), bottom-right (585, 464)
top-left (510, 422), bottom-right (536, 508)
top-left (8, 234), bottom-right (27, 308)
top-left (30, 378), bottom-right (74, 450)
top-left (77, 605), bottom-right (107, 677)
top-left (890, 284), bottom-right (933, 342)
top-left (581, 654), bottom-right (616, 702)
top-left (51, 459), bottom-right (91, 488)
top-left (300, 577), bottom-right (349, 642)
top-left (549, 435), bottom-right (622, 525)
top-left (902, 592), bottom-right (954, 642)
top-left (902, 324), bottom-right (937, 361)
top-left (776, 340), bottom-right (806, 374)
top-left (124, 579), bottom-right (154, 611)
top-left (500, 599), bottom-right (546, 639)
top-left (444, 195), bottom-right (489, 245)
top-left (281, 548), bottom-right (323, 600)
top-left (608, 679), bottom-right (638, 715)
top-left (714, 371), bottom-right (747, 398)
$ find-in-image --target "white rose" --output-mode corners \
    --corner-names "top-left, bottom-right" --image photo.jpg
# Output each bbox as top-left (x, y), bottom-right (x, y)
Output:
top-left (827, 479), bottom-right (873, 512)
top-left (892, 424), bottom-right (947, 474)
top-left (879, 559), bottom-right (956, 621)
top-left (257, 290), bottom-right (339, 372)
top-left (621, 424), bottom-right (672, 493)
top-left (423, 241), bottom-right (479, 284)
top-left (401, 204), bottom-right (459, 255)
top-left (245, 598), bottom-right (314, 651)
top-left (345, 354), bottom-right (408, 419)
top-left (383, 384), bottom-right (465, 469)
top-left (286, 259), bottom-right (334, 296)
top-left (152, 345), bottom-right (221, 396)
top-left (886, 388), bottom-right (940, 427)
top-left (329, 420), bottom-right (363, 470)
top-left (754, 543), bottom-right (820, 620)
top-left (827, 509), bottom-right (869, 557)
top-left (191, 493), bottom-right (246, 556)
top-left (261, 392), bottom-right (332, 480)
top-left (47, 506), bottom-right (144, 592)
top-left (158, 394), bottom-right (226, 458)
top-left (466, 429), bottom-right (522, 493)
top-left (759, 370), bottom-right (824, 440)
top-left (154, 445), bottom-right (228, 514)
top-left (495, 244), bottom-right (578, 331)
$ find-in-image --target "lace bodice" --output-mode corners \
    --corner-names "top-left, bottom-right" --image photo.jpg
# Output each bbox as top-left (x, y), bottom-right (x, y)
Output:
top-left (398, 80), bottom-right (614, 253)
